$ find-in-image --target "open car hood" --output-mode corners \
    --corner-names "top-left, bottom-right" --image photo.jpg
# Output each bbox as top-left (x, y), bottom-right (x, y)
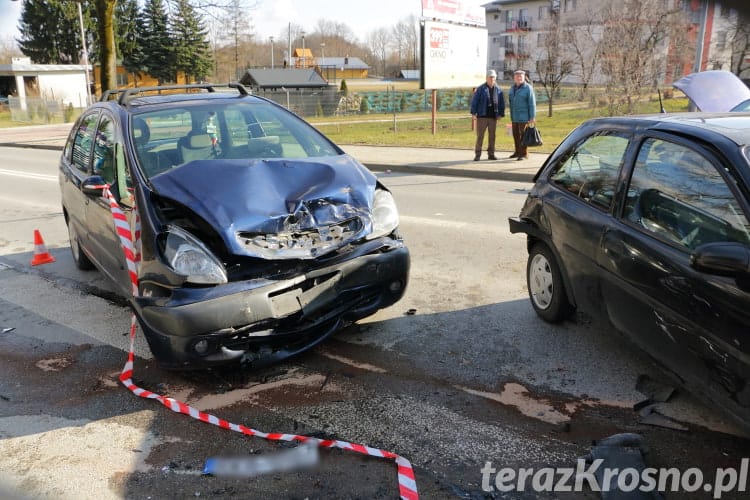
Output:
top-left (673, 70), bottom-right (750, 112)
top-left (149, 155), bottom-right (378, 259)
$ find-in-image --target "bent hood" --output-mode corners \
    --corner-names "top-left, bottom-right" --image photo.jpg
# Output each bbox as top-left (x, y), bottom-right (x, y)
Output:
top-left (673, 70), bottom-right (750, 112)
top-left (149, 155), bottom-right (378, 258)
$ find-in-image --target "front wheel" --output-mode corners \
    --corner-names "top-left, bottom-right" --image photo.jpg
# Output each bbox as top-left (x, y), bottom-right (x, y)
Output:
top-left (526, 243), bottom-right (574, 322)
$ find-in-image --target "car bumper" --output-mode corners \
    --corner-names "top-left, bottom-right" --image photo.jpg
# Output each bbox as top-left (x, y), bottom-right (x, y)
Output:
top-left (134, 241), bottom-right (409, 369)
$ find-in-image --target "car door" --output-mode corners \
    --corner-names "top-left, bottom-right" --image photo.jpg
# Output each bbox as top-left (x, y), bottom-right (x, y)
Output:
top-left (83, 112), bottom-right (135, 295)
top-left (541, 130), bottom-right (630, 309)
top-left (60, 110), bottom-right (100, 264)
top-left (599, 135), bottom-right (750, 416)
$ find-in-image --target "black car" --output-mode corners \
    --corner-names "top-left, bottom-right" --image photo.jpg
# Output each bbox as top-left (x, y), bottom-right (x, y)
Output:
top-left (509, 113), bottom-right (750, 425)
top-left (59, 84), bottom-right (409, 369)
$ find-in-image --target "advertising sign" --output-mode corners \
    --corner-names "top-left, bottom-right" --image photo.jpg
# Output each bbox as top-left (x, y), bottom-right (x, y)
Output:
top-left (421, 0), bottom-right (486, 27)
top-left (422, 20), bottom-right (487, 89)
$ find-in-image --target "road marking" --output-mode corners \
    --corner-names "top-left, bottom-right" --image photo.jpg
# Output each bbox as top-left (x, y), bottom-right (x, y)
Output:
top-left (399, 214), bottom-right (506, 234)
top-left (0, 168), bottom-right (57, 182)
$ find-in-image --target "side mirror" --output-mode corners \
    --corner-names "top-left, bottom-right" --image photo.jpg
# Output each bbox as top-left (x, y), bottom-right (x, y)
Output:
top-left (690, 242), bottom-right (750, 277)
top-left (81, 175), bottom-right (108, 197)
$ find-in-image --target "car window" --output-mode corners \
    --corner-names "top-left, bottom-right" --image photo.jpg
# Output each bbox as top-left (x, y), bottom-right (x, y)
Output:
top-left (93, 114), bottom-right (116, 185)
top-left (71, 111), bottom-right (100, 173)
top-left (131, 101), bottom-right (340, 179)
top-left (549, 132), bottom-right (628, 211)
top-left (624, 138), bottom-right (750, 250)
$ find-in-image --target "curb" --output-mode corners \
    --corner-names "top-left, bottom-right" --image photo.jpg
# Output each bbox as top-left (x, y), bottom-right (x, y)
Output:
top-left (364, 162), bottom-right (536, 183)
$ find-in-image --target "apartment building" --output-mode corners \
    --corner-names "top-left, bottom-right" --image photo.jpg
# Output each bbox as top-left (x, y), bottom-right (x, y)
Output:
top-left (483, 0), bottom-right (746, 84)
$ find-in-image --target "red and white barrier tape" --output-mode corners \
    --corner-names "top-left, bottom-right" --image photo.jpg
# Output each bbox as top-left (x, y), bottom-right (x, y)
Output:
top-left (103, 187), bottom-right (418, 499)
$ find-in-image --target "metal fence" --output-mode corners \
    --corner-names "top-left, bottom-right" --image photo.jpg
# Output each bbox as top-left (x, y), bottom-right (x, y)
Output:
top-left (4, 87), bottom-right (548, 121)
top-left (254, 87), bottom-right (477, 117)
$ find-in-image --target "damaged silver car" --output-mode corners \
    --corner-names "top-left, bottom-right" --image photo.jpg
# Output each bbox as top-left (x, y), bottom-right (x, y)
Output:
top-left (59, 84), bottom-right (409, 369)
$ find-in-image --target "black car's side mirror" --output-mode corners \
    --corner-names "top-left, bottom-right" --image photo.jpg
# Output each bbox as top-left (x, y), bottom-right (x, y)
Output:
top-left (81, 175), bottom-right (108, 197)
top-left (690, 242), bottom-right (750, 277)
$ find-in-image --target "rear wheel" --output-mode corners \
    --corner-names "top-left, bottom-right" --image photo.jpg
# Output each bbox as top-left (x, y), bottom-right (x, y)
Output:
top-left (526, 243), bottom-right (573, 322)
top-left (67, 219), bottom-right (94, 270)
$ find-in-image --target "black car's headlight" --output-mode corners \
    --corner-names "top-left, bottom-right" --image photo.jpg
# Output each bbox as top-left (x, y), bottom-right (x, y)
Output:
top-left (161, 225), bottom-right (227, 284)
top-left (367, 189), bottom-right (400, 240)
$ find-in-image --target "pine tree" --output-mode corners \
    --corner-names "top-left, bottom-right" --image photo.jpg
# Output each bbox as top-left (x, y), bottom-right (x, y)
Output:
top-left (117, 0), bottom-right (145, 83)
top-left (139, 0), bottom-right (175, 84)
top-left (171, 0), bottom-right (213, 83)
top-left (17, 0), bottom-right (82, 64)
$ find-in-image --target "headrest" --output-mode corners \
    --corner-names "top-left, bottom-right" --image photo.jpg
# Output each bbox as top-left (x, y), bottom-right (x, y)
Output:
top-left (187, 134), bottom-right (212, 148)
top-left (133, 117), bottom-right (150, 145)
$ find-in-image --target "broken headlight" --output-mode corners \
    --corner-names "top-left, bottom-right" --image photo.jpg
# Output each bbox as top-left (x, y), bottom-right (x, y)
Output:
top-left (161, 225), bottom-right (228, 284)
top-left (367, 189), bottom-right (400, 240)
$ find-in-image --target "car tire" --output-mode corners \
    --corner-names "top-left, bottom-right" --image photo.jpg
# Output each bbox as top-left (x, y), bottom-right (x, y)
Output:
top-left (67, 220), bottom-right (95, 270)
top-left (526, 243), bottom-right (574, 323)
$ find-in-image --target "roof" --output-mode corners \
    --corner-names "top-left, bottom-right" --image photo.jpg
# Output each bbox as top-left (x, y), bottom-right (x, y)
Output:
top-left (582, 112), bottom-right (750, 146)
top-left (399, 70), bottom-right (420, 80)
top-left (240, 69), bottom-right (330, 89)
top-left (315, 57), bottom-right (369, 70)
top-left (0, 63), bottom-right (90, 76)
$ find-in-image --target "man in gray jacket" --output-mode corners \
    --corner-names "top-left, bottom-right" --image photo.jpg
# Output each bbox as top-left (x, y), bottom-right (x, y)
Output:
top-left (508, 69), bottom-right (536, 161)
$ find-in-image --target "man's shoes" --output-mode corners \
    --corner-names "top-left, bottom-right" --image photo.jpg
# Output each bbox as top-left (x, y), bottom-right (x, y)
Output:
top-left (488, 155), bottom-right (497, 160)
top-left (473, 155), bottom-right (481, 161)
top-left (508, 153), bottom-right (519, 159)
top-left (516, 156), bottom-right (528, 161)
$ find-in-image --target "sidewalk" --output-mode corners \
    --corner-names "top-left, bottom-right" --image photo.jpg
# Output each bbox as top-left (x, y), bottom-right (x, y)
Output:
top-left (0, 123), bottom-right (542, 183)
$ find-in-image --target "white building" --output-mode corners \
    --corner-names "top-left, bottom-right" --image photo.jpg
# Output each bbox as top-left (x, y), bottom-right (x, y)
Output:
top-left (0, 57), bottom-right (90, 108)
top-left (482, 0), bottom-right (748, 84)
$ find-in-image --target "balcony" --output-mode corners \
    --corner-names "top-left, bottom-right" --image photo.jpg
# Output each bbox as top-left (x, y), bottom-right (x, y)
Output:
top-left (506, 18), bottom-right (532, 32)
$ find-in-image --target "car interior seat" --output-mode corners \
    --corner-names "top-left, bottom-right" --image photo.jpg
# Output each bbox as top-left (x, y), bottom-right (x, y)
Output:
top-left (178, 131), bottom-right (216, 163)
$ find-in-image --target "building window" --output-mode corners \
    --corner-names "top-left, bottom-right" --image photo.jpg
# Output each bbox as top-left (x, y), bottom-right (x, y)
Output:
top-left (716, 31), bottom-right (727, 50)
top-left (539, 6), bottom-right (547, 19)
top-left (564, 0), bottom-right (576, 12)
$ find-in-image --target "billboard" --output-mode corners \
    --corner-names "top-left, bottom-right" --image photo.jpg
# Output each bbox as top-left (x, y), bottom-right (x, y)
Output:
top-left (421, 20), bottom-right (487, 89)
top-left (421, 0), bottom-right (485, 27)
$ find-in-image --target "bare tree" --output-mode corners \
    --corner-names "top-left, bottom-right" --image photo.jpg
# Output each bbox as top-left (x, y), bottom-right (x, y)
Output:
top-left (534, 14), bottom-right (575, 117)
top-left (561, 4), bottom-right (603, 101)
top-left (0, 38), bottom-right (23, 64)
top-left (728, 9), bottom-right (750, 77)
top-left (598, 0), bottom-right (689, 115)
top-left (392, 16), bottom-right (418, 71)
top-left (367, 27), bottom-right (390, 78)
top-left (219, 0), bottom-right (255, 78)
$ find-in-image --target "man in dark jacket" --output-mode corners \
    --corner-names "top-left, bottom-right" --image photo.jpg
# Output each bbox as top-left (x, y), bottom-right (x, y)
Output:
top-left (470, 69), bottom-right (505, 161)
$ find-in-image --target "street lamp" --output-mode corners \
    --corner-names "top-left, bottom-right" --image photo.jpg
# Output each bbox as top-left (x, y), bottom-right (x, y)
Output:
top-left (320, 42), bottom-right (325, 60)
top-left (301, 31), bottom-right (306, 68)
top-left (75, 0), bottom-right (91, 104)
top-left (269, 36), bottom-right (274, 69)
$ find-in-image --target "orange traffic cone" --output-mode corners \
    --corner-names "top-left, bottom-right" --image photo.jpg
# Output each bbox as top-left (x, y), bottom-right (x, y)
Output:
top-left (31, 229), bottom-right (56, 266)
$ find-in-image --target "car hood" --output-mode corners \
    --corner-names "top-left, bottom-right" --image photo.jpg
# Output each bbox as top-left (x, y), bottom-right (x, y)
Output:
top-left (673, 70), bottom-right (750, 112)
top-left (149, 155), bottom-right (378, 259)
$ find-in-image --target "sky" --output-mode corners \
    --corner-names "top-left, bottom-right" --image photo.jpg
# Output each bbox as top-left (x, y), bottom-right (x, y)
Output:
top-left (0, 0), bottom-right (487, 47)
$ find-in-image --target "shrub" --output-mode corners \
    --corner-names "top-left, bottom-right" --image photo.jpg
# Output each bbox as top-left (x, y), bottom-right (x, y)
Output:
top-left (360, 96), bottom-right (370, 114)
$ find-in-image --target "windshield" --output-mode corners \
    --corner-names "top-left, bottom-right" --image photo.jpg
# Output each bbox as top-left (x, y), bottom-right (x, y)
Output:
top-left (130, 100), bottom-right (341, 179)
top-left (731, 99), bottom-right (750, 112)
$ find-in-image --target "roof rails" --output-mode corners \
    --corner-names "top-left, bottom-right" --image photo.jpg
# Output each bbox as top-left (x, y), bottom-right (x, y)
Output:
top-left (99, 82), bottom-right (250, 106)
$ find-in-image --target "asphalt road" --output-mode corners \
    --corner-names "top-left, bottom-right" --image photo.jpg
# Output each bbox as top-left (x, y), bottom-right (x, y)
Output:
top-left (0, 146), bottom-right (748, 499)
